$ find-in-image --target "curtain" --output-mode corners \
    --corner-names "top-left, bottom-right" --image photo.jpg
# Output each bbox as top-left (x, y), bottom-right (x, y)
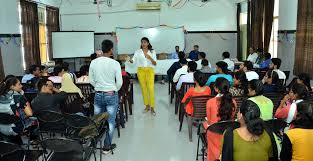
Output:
top-left (20, 0), bottom-right (40, 70)
top-left (249, 0), bottom-right (275, 52)
top-left (294, 0), bottom-right (313, 76)
top-left (46, 6), bottom-right (60, 61)
top-left (263, 0), bottom-right (275, 52)
top-left (250, 0), bottom-right (264, 50)
top-left (236, 3), bottom-right (242, 60)
top-left (0, 47), bottom-right (4, 81)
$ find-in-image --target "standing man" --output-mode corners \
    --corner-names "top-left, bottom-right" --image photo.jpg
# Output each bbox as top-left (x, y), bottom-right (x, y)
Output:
top-left (170, 46), bottom-right (180, 59)
top-left (89, 40), bottom-right (123, 154)
top-left (188, 45), bottom-right (199, 61)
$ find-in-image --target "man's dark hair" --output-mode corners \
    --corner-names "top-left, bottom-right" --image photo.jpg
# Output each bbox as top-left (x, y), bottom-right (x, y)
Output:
top-left (53, 66), bottom-right (63, 76)
top-left (199, 52), bottom-right (206, 59)
top-left (243, 61), bottom-right (253, 70)
top-left (61, 62), bottom-right (69, 72)
top-left (80, 65), bottom-right (89, 76)
top-left (178, 51), bottom-right (185, 60)
top-left (222, 51), bottom-right (230, 59)
top-left (90, 53), bottom-right (97, 61)
top-left (188, 61), bottom-right (197, 72)
top-left (101, 40), bottom-right (114, 53)
top-left (264, 53), bottom-right (271, 60)
top-left (216, 61), bottom-right (228, 74)
top-left (179, 59), bottom-right (188, 65)
top-left (175, 46), bottom-right (179, 48)
top-left (271, 58), bottom-right (281, 69)
top-left (248, 79), bottom-right (264, 96)
top-left (256, 48), bottom-right (264, 53)
top-left (29, 65), bottom-right (39, 74)
top-left (201, 59), bottom-right (209, 66)
top-left (194, 45), bottom-right (199, 48)
top-left (37, 78), bottom-right (52, 91)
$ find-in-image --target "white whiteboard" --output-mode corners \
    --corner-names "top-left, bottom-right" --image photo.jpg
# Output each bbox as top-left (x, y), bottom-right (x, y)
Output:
top-left (116, 26), bottom-right (185, 54)
top-left (52, 32), bottom-right (94, 58)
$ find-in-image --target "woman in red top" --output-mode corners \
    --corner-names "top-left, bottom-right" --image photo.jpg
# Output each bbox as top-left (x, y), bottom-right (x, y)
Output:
top-left (275, 83), bottom-right (308, 122)
top-left (204, 77), bottom-right (237, 161)
top-left (182, 71), bottom-right (211, 115)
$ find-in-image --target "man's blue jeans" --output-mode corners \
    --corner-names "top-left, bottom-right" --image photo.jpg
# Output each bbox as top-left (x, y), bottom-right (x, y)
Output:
top-left (94, 91), bottom-right (118, 146)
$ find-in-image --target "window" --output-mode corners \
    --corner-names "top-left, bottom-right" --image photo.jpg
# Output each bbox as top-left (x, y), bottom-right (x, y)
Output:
top-left (38, 6), bottom-right (49, 63)
top-left (268, 0), bottom-right (279, 58)
top-left (18, 3), bottom-right (26, 70)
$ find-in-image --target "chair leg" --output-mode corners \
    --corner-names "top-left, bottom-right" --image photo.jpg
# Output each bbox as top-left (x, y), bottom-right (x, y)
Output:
top-left (175, 93), bottom-right (179, 114)
top-left (119, 103), bottom-right (125, 128)
top-left (127, 95), bottom-right (133, 115)
top-left (187, 116), bottom-right (193, 142)
top-left (196, 133), bottom-right (200, 160)
top-left (124, 97), bottom-right (128, 122)
top-left (179, 108), bottom-right (185, 132)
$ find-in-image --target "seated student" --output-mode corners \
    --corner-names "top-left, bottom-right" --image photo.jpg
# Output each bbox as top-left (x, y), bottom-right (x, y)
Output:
top-left (275, 83), bottom-right (308, 123)
top-left (247, 79), bottom-right (274, 120)
top-left (255, 53), bottom-right (271, 69)
top-left (269, 58), bottom-right (286, 80)
top-left (220, 100), bottom-right (278, 161)
top-left (203, 78), bottom-right (237, 161)
top-left (230, 71), bottom-right (248, 97)
top-left (181, 71), bottom-right (211, 116)
top-left (90, 53), bottom-right (97, 61)
top-left (247, 47), bottom-right (258, 63)
top-left (0, 76), bottom-right (34, 144)
top-left (205, 61), bottom-right (233, 86)
top-left (167, 51), bottom-right (186, 81)
top-left (22, 65), bottom-right (41, 83)
top-left (188, 45), bottom-right (199, 61)
top-left (31, 78), bottom-right (67, 114)
top-left (60, 71), bottom-right (83, 98)
top-left (255, 48), bottom-right (265, 65)
top-left (176, 61), bottom-right (197, 91)
top-left (240, 61), bottom-right (259, 81)
top-left (120, 62), bottom-right (129, 77)
top-left (40, 65), bottom-right (49, 77)
top-left (222, 51), bottom-right (235, 71)
top-left (280, 101), bottom-right (313, 161)
top-left (200, 59), bottom-right (212, 73)
top-left (48, 66), bottom-right (63, 83)
top-left (196, 52), bottom-right (207, 70)
top-left (297, 73), bottom-right (312, 92)
top-left (62, 62), bottom-right (77, 82)
top-left (77, 65), bottom-right (90, 83)
top-left (172, 59), bottom-right (188, 83)
top-left (262, 70), bottom-right (282, 93)
top-left (170, 46), bottom-right (179, 59)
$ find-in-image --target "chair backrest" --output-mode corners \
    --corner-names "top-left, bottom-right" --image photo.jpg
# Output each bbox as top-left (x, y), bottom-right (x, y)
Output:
top-left (203, 73), bottom-right (215, 79)
top-left (191, 95), bottom-right (213, 118)
top-left (40, 138), bottom-right (81, 153)
top-left (180, 82), bottom-right (196, 96)
top-left (119, 76), bottom-right (130, 96)
top-left (65, 114), bottom-right (95, 129)
top-left (283, 71), bottom-right (290, 80)
top-left (265, 119), bottom-right (287, 133)
top-left (0, 141), bottom-right (21, 158)
top-left (233, 96), bottom-right (246, 115)
top-left (258, 71), bottom-right (267, 80)
top-left (36, 110), bottom-right (64, 123)
top-left (76, 83), bottom-right (94, 99)
top-left (263, 93), bottom-right (284, 113)
top-left (61, 93), bottom-right (83, 114)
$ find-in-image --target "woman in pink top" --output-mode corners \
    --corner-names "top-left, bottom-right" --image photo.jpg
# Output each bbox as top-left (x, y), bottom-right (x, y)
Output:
top-left (182, 71), bottom-right (211, 115)
top-left (204, 77), bottom-right (237, 161)
top-left (275, 83), bottom-right (308, 123)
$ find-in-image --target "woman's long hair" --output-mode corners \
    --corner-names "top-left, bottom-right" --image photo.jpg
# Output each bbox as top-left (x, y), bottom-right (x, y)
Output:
top-left (140, 37), bottom-right (153, 51)
top-left (240, 100), bottom-right (265, 136)
top-left (194, 71), bottom-right (208, 87)
top-left (215, 77), bottom-right (235, 121)
top-left (293, 101), bottom-right (313, 129)
top-left (0, 76), bottom-right (19, 96)
top-left (234, 71), bottom-right (248, 95)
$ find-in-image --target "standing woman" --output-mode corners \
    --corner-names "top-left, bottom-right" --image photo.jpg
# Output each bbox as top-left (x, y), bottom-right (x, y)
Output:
top-left (128, 37), bottom-right (157, 115)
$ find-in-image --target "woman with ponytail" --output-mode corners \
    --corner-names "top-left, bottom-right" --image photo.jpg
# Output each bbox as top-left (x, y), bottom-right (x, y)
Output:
top-left (220, 100), bottom-right (278, 161)
top-left (0, 76), bottom-right (34, 144)
top-left (182, 71), bottom-right (211, 116)
top-left (203, 77), bottom-right (236, 161)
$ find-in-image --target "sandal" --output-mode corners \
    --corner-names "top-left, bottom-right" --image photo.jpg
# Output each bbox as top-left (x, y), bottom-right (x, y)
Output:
top-left (143, 106), bottom-right (150, 113)
top-left (151, 108), bottom-right (156, 116)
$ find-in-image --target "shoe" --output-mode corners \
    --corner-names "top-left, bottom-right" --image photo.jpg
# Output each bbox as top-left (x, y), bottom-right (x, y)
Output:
top-left (151, 109), bottom-right (156, 116)
top-left (143, 106), bottom-right (150, 113)
top-left (160, 80), bottom-right (165, 84)
top-left (102, 143), bottom-right (116, 154)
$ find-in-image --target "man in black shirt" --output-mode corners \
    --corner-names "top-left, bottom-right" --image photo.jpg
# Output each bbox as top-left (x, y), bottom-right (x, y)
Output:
top-left (167, 51), bottom-right (186, 81)
top-left (31, 78), bottom-right (67, 114)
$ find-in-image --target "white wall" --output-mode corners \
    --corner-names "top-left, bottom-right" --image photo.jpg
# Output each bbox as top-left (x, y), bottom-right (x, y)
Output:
top-left (278, 0), bottom-right (297, 30)
top-left (0, 0), bottom-right (20, 34)
top-left (60, 0), bottom-right (237, 32)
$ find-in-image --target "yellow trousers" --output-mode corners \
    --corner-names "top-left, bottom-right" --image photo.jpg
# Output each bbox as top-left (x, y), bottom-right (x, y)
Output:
top-left (137, 67), bottom-right (155, 108)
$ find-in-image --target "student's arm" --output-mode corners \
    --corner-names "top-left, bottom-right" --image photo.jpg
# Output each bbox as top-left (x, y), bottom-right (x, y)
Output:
top-left (146, 50), bottom-right (157, 65)
top-left (205, 75), bottom-right (214, 86)
top-left (181, 89), bottom-right (192, 104)
top-left (280, 134), bottom-right (292, 161)
top-left (172, 70), bottom-right (180, 83)
top-left (167, 63), bottom-right (176, 77)
top-left (176, 77), bottom-right (183, 91)
top-left (274, 95), bottom-right (290, 119)
top-left (115, 62), bottom-right (123, 91)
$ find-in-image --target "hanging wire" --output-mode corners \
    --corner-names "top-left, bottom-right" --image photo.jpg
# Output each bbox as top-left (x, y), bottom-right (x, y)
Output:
top-left (188, 0), bottom-right (210, 7)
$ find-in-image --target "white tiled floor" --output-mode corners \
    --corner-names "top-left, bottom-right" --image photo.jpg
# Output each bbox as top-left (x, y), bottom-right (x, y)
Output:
top-left (90, 82), bottom-right (198, 161)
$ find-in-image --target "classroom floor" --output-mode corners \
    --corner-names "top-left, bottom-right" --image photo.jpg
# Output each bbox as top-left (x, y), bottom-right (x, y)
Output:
top-left (89, 82), bottom-right (198, 161)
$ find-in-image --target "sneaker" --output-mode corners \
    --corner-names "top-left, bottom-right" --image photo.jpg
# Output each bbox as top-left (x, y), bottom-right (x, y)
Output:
top-left (102, 144), bottom-right (116, 154)
top-left (151, 109), bottom-right (156, 116)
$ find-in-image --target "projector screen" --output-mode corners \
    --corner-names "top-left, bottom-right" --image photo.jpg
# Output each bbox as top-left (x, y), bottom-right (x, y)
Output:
top-left (52, 32), bottom-right (94, 58)
top-left (116, 26), bottom-right (185, 54)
